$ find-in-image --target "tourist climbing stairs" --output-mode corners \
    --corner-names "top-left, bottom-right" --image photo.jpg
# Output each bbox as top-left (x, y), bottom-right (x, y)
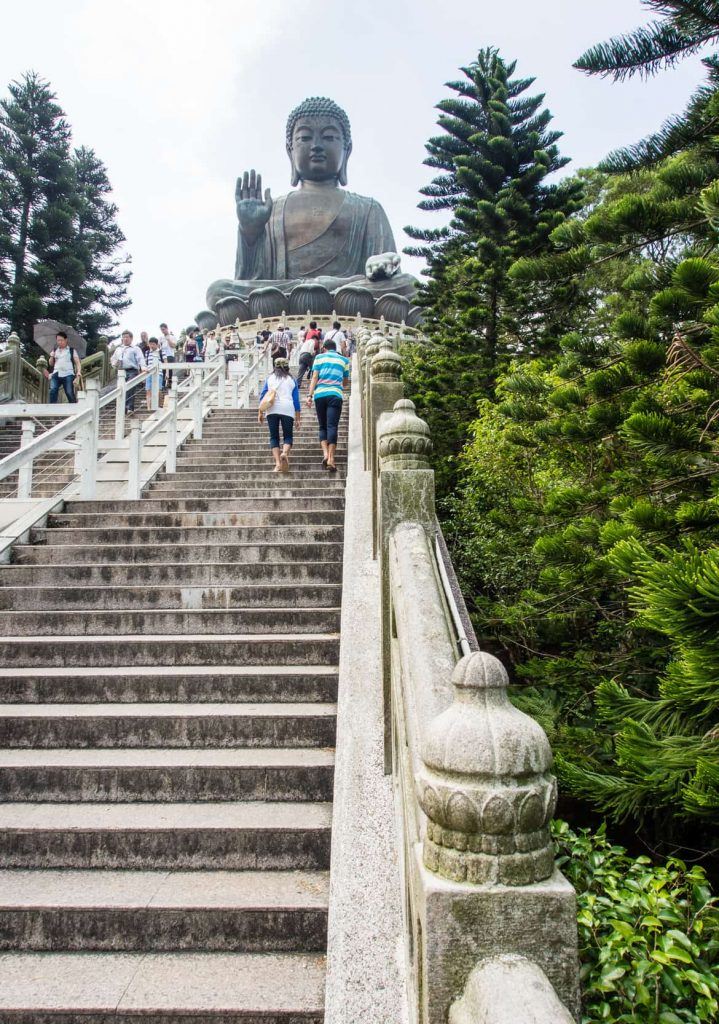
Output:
top-left (0, 394), bottom-right (348, 1021)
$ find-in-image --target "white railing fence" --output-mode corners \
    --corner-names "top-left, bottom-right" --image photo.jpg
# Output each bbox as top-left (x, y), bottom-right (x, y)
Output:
top-left (0, 347), bottom-right (271, 558)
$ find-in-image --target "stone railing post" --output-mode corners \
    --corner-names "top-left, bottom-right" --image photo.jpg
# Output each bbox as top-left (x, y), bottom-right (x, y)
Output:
top-left (115, 369), bottom-right (127, 441)
top-left (74, 378), bottom-right (100, 500)
top-left (17, 421), bottom-right (36, 499)
top-left (361, 331), bottom-right (385, 469)
top-left (369, 340), bottom-right (404, 556)
top-left (7, 332), bottom-right (22, 399)
top-left (377, 398), bottom-right (435, 767)
top-left (165, 384), bottom-right (178, 474)
top-left (413, 650), bottom-right (580, 1021)
top-left (127, 420), bottom-right (143, 499)
top-left (36, 356), bottom-right (49, 402)
top-left (97, 336), bottom-right (110, 382)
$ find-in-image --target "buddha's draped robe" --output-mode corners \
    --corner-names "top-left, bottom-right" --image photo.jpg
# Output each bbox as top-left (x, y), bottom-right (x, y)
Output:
top-left (206, 189), bottom-right (416, 311)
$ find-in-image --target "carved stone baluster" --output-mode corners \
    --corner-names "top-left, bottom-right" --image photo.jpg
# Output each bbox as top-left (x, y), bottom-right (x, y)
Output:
top-left (417, 651), bottom-right (556, 887)
top-left (369, 341), bottom-right (403, 556)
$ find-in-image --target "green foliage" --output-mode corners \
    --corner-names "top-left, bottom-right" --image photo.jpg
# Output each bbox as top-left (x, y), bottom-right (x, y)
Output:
top-left (0, 72), bottom-right (129, 350)
top-left (554, 820), bottom-right (719, 1024)
top-left (440, 149), bottom-right (719, 853)
top-left (403, 48), bottom-right (584, 491)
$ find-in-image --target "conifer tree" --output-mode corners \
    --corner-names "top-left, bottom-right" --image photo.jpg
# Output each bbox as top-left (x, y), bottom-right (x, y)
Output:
top-left (448, 152), bottom-right (719, 852)
top-left (58, 147), bottom-right (130, 349)
top-left (0, 71), bottom-right (75, 344)
top-left (403, 49), bottom-right (583, 492)
top-left (0, 73), bottom-right (130, 352)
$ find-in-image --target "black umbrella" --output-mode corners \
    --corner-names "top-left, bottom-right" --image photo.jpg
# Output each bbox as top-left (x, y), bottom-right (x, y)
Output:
top-left (33, 320), bottom-right (87, 359)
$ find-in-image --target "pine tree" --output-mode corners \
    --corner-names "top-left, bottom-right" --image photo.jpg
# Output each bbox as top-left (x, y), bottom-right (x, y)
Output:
top-left (0, 71), bottom-right (76, 346)
top-left (575, 1), bottom-right (719, 171)
top-left (57, 147), bottom-right (130, 350)
top-left (447, 154), bottom-right (719, 853)
top-left (403, 49), bottom-right (583, 492)
top-left (0, 73), bottom-right (130, 353)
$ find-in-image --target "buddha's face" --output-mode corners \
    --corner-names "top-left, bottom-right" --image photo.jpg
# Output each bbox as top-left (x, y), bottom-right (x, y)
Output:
top-left (289, 117), bottom-right (349, 183)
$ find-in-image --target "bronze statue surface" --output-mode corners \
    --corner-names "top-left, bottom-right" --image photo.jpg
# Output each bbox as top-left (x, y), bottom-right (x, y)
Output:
top-left (200, 97), bottom-right (418, 326)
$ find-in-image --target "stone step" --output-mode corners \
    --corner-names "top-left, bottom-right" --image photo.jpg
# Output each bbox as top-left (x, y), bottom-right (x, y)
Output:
top-left (171, 467), bottom-right (345, 478)
top-left (0, 665), bottom-right (338, 705)
top-left (30, 525), bottom-right (345, 546)
top-left (175, 456), bottom-right (348, 466)
top-left (153, 471), bottom-right (347, 485)
top-left (0, 801), bottom-right (332, 870)
top-left (0, 702), bottom-right (337, 749)
top-left (0, 869), bottom-right (328, 952)
top-left (183, 442), bottom-right (347, 453)
top-left (0, 747), bottom-right (335, 802)
top-left (0, 607), bottom-right (342, 637)
top-left (0, 582), bottom-right (343, 611)
top-left (48, 510), bottom-right (345, 528)
top-left (11, 541), bottom-right (344, 564)
top-left (63, 497), bottom-right (346, 512)
top-left (0, 633), bottom-right (340, 668)
top-left (0, 560), bottom-right (343, 588)
top-left (0, 950), bottom-right (325, 1021)
top-left (145, 486), bottom-right (345, 500)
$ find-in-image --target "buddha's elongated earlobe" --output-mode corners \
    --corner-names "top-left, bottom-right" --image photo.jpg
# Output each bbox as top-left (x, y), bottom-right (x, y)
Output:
top-left (287, 145), bottom-right (300, 187)
top-left (338, 142), bottom-right (352, 187)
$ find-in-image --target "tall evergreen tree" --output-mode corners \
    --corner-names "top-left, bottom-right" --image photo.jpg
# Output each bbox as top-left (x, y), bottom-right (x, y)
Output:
top-left (445, 152), bottom-right (719, 854)
top-left (0, 71), bottom-right (75, 345)
top-left (58, 147), bottom-right (130, 349)
top-left (403, 49), bottom-right (583, 492)
top-left (0, 73), bottom-right (130, 352)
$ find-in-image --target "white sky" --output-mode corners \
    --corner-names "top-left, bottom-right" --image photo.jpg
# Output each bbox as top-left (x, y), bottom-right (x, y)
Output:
top-left (2, 0), bottom-right (710, 337)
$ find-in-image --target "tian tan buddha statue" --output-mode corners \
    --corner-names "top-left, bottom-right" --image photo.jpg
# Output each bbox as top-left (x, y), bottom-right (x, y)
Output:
top-left (198, 97), bottom-right (419, 328)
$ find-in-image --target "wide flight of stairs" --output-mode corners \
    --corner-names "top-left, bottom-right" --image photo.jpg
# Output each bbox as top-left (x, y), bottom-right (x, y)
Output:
top-left (0, 397), bottom-right (348, 1020)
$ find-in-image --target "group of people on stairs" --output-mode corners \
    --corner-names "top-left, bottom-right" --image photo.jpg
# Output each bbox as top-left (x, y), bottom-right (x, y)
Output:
top-left (257, 335), bottom-right (349, 473)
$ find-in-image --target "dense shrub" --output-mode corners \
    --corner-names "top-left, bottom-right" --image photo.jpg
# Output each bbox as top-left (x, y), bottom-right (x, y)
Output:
top-left (554, 821), bottom-right (719, 1023)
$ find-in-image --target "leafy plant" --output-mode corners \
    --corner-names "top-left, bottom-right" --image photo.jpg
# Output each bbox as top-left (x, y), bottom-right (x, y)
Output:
top-left (554, 821), bottom-right (719, 1024)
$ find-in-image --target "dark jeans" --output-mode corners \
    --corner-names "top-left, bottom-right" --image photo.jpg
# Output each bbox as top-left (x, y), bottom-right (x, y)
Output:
top-left (49, 374), bottom-right (75, 403)
top-left (297, 354), bottom-right (313, 387)
top-left (162, 355), bottom-right (175, 390)
top-left (266, 413), bottom-right (294, 449)
top-left (124, 367), bottom-right (139, 411)
top-left (314, 395), bottom-right (343, 445)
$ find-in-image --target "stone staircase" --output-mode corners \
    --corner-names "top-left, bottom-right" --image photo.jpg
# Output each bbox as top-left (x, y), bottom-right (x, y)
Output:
top-left (0, 398), bottom-right (348, 1020)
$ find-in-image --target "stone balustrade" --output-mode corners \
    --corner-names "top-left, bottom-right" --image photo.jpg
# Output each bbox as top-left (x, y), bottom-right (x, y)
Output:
top-left (355, 325), bottom-right (581, 1022)
top-left (1, 332), bottom-right (115, 406)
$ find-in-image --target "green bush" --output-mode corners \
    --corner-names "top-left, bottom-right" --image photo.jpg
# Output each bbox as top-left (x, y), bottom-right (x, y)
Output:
top-left (553, 821), bottom-right (719, 1023)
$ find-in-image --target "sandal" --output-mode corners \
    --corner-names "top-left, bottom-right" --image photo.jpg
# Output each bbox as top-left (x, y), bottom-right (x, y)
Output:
top-left (327, 462), bottom-right (337, 474)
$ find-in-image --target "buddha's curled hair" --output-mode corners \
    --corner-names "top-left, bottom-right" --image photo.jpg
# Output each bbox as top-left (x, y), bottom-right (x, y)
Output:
top-left (286, 98), bottom-right (352, 148)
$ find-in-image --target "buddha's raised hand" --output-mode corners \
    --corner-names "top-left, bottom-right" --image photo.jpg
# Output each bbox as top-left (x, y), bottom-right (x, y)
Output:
top-left (235, 170), bottom-right (273, 245)
top-left (365, 252), bottom-right (401, 281)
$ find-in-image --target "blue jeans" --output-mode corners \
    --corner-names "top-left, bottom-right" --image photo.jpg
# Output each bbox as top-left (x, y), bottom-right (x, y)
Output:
top-left (49, 374), bottom-right (75, 403)
top-left (266, 414), bottom-right (294, 449)
top-left (314, 395), bottom-right (343, 445)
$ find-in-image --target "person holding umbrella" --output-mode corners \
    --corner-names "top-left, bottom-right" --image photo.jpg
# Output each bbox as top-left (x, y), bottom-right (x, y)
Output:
top-left (44, 331), bottom-right (82, 403)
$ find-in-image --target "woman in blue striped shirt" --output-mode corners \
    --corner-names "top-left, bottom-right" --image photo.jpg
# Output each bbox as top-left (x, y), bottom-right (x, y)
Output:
top-left (307, 338), bottom-right (349, 473)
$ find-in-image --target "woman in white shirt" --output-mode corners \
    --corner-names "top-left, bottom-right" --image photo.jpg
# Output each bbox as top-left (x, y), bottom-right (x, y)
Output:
top-left (257, 358), bottom-right (302, 473)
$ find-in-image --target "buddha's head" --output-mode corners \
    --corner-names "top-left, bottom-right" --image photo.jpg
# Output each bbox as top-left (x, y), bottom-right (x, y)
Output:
top-left (286, 97), bottom-right (352, 187)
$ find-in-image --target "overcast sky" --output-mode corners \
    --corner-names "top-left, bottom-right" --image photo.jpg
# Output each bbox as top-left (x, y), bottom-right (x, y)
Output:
top-left (3, 0), bottom-right (710, 337)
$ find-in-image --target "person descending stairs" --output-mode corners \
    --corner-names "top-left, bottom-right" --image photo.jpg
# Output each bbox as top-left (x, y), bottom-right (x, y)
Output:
top-left (0, 393), bottom-right (348, 1021)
